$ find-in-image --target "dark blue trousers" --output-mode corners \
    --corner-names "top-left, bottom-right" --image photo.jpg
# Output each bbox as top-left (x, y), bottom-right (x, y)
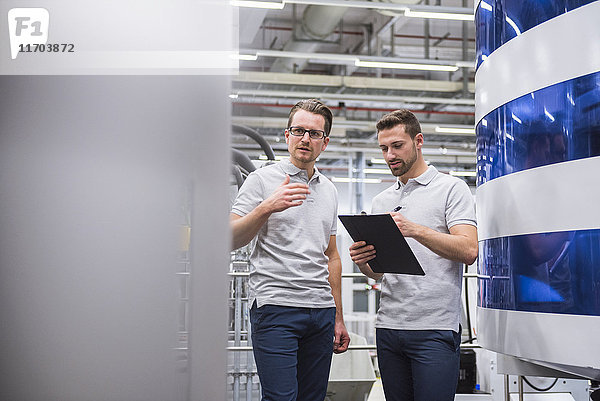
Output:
top-left (250, 304), bottom-right (336, 401)
top-left (376, 327), bottom-right (461, 401)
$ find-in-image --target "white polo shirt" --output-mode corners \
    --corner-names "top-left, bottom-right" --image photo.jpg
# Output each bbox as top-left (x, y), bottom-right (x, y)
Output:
top-left (371, 166), bottom-right (476, 332)
top-left (231, 158), bottom-right (337, 309)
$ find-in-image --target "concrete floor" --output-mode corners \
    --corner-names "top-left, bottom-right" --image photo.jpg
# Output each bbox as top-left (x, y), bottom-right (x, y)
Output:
top-left (365, 378), bottom-right (385, 401)
top-left (366, 378), bottom-right (496, 401)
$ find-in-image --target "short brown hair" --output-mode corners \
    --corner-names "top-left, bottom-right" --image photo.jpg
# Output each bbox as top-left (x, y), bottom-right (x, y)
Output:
top-left (287, 99), bottom-right (333, 136)
top-left (376, 109), bottom-right (421, 139)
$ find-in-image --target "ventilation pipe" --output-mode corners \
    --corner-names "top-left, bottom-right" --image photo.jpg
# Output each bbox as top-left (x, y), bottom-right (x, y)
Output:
top-left (269, 1), bottom-right (421, 74)
top-left (270, 5), bottom-right (348, 73)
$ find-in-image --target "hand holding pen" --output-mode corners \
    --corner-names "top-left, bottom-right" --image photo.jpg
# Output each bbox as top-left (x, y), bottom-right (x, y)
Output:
top-left (391, 205), bottom-right (420, 238)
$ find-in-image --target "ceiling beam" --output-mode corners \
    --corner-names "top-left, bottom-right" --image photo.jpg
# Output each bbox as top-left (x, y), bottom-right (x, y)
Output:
top-left (234, 71), bottom-right (475, 93)
top-left (233, 89), bottom-right (474, 105)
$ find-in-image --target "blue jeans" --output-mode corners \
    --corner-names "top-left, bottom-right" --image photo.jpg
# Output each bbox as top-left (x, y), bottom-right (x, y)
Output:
top-left (376, 327), bottom-right (461, 401)
top-left (250, 303), bottom-right (336, 401)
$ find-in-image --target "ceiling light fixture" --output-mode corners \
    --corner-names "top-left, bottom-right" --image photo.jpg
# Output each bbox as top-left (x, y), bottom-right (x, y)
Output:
top-left (231, 53), bottom-right (258, 61)
top-left (284, 0), bottom-right (474, 22)
top-left (241, 49), bottom-right (473, 71)
top-left (231, 0), bottom-right (475, 22)
top-left (230, 0), bottom-right (284, 9)
top-left (355, 60), bottom-right (458, 72)
top-left (404, 8), bottom-right (474, 21)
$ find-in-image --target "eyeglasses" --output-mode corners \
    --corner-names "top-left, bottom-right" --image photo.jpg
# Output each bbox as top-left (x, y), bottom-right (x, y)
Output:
top-left (287, 126), bottom-right (327, 140)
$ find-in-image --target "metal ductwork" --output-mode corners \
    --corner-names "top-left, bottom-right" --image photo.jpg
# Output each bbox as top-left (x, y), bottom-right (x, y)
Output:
top-left (270, 5), bottom-right (348, 73)
top-left (372, 0), bottom-right (421, 18)
top-left (275, 0), bottom-right (419, 77)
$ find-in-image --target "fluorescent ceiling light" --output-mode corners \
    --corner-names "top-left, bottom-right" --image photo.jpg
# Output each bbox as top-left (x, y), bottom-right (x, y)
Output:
top-left (242, 49), bottom-right (472, 71)
top-left (229, 94), bottom-right (239, 99)
top-left (405, 8), bottom-right (474, 21)
top-left (355, 59), bottom-right (458, 72)
top-left (435, 126), bottom-right (475, 135)
top-left (230, 0), bottom-right (284, 9)
top-left (307, 58), bottom-right (357, 66)
top-left (449, 171), bottom-right (477, 177)
top-left (331, 177), bottom-right (383, 184)
top-left (286, 0), bottom-right (473, 22)
top-left (285, 0), bottom-right (406, 11)
top-left (364, 168), bottom-right (392, 175)
top-left (231, 53), bottom-right (258, 61)
top-left (370, 158), bottom-right (387, 165)
top-left (232, 0), bottom-right (475, 21)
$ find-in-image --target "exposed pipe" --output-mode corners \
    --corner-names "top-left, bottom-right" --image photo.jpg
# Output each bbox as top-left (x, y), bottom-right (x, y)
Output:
top-left (234, 102), bottom-right (475, 116)
top-left (262, 25), bottom-right (476, 42)
top-left (269, 5), bottom-right (348, 73)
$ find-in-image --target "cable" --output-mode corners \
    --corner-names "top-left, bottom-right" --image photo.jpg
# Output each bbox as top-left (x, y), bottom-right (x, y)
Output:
top-left (522, 376), bottom-right (558, 392)
top-left (232, 124), bottom-right (276, 160)
top-left (232, 148), bottom-right (257, 174)
top-left (463, 263), bottom-right (475, 343)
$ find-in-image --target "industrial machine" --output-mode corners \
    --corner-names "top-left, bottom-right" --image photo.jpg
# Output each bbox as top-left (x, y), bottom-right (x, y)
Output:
top-left (475, 1), bottom-right (600, 399)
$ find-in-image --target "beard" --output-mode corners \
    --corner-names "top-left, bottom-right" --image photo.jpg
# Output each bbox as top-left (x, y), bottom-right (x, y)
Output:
top-left (388, 142), bottom-right (418, 177)
top-left (292, 145), bottom-right (315, 163)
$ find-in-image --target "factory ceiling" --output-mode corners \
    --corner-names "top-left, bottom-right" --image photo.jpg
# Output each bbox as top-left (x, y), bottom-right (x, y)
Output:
top-left (231, 0), bottom-right (477, 184)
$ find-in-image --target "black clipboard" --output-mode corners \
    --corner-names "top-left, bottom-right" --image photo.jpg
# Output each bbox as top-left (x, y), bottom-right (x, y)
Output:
top-left (339, 214), bottom-right (425, 275)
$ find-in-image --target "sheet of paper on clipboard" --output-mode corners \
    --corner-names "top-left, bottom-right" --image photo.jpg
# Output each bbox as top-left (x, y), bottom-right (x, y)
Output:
top-left (339, 214), bottom-right (424, 275)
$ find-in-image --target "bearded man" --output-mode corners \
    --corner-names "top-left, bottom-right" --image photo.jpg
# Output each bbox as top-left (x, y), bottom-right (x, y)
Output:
top-left (349, 109), bottom-right (478, 401)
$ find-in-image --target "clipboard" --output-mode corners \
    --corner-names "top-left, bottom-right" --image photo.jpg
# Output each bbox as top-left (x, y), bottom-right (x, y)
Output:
top-left (339, 214), bottom-right (425, 275)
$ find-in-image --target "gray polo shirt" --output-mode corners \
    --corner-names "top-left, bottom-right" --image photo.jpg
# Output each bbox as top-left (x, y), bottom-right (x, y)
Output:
top-left (231, 158), bottom-right (337, 309)
top-left (371, 166), bottom-right (476, 332)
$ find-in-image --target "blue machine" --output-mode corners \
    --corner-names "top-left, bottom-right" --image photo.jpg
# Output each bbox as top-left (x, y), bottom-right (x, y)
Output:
top-left (475, 0), bottom-right (600, 380)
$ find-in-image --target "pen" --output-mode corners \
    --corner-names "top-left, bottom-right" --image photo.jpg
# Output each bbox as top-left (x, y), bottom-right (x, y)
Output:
top-left (392, 206), bottom-right (403, 212)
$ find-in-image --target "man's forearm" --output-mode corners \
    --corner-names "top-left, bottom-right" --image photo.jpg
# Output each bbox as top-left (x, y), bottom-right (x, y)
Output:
top-left (230, 203), bottom-right (272, 250)
top-left (412, 225), bottom-right (478, 265)
top-left (357, 263), bottom-right (383, 281)
top-left (327, 255), bottom-right (344, 320)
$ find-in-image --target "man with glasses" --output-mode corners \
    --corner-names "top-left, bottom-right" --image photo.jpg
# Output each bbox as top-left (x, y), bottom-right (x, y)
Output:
top-left (349, 109), bottom-right (477, 401)
top-left (231, 99), bottom-right (350, 401)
